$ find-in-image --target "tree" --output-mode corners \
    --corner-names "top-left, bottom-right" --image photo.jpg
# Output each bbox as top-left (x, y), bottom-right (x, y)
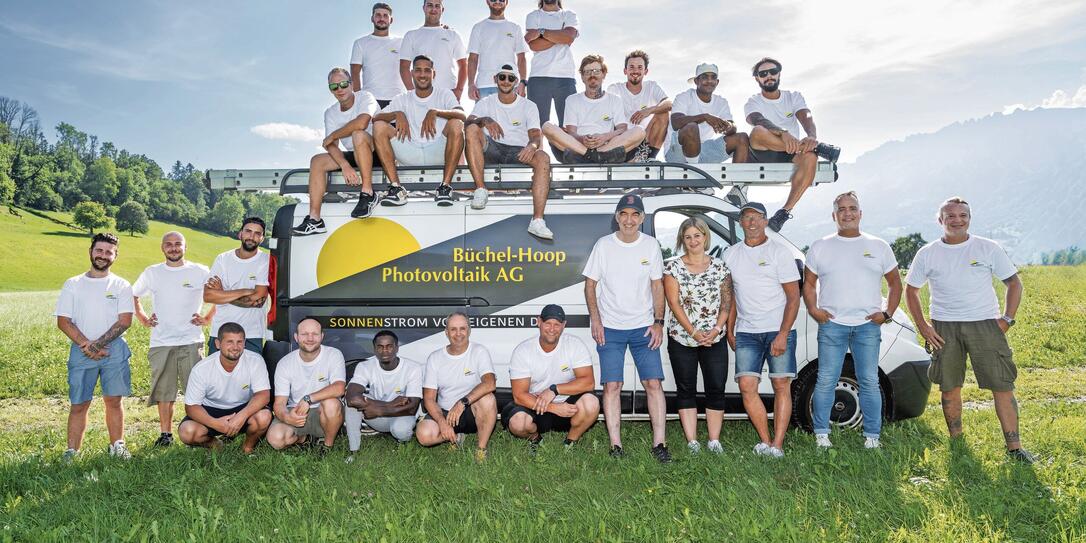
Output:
top-left (891, 233), bottom-right (926, 269)
top-left (81, 156), bottom-right (119, 203)
top-left (202, 194), bottom-right (245, 235)
top-left (116, 200), bottom-right (150, 236)
top-left (72, 201), bottom-right (112, 233)
top-left (0, 171), bottom-right (14, 205)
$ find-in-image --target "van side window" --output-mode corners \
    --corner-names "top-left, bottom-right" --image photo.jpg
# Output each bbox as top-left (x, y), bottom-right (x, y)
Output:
top-left (652, 208), bottom-right (736, 259)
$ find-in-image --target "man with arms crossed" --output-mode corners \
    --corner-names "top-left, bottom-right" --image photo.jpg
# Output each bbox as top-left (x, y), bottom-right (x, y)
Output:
top-left (467, 0), bottom-right (527, 100)
top-left (542, 54), bottom-right (646, 164)
top-left (583, 194), bottom-right (671, 463)
top-left (607, 50), bottom-right (671, 162)
top-left (132, 231), bottom-right (214, 448)
top-left (502, 304), bottom-right (600, 452)
top-left (399, 0), bottom-right (467, 100)
top-left (415, 312), bottom-right (498, 463)
top-left (524, 0), bottom-right (580, 125)
top-left (724, 202), bottom-right (800, 458)
top-left (905, 197), bottom-right (1035, 463)
top-left (744, 57), bottom-right (841, 232)
top-left (267, 318), bottom-right (346, 452)
top-left (666, 62), bottom-right (749, 165)
top-left (55, 232), bottom-right (134, 462)
top-left (350, 3), bottom-right (406, 110)
top-left (178, 322), bottom-right (272, 454)
top-left (344, 330), bottom-right (423, 454)
top-left (465, 64), bottom-right (553, 238)
top-left (204, 217), bottom-right (269, 355)
top-left (803, 192), bottom-right (901, 449)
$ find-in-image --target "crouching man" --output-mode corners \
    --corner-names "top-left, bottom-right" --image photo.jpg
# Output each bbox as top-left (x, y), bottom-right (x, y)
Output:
top-left (267, 317), bottom-right (346, 452)
top-left (345, 330), bottom-right (423, 451)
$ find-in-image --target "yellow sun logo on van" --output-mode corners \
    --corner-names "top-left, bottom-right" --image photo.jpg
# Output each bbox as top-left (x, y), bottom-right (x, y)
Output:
top-left (317, 218), bottom-right (421, 287)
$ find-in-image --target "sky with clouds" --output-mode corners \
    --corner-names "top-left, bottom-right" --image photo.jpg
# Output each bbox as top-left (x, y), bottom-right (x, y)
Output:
top-left (2, 0), bottom-right (1085, 170)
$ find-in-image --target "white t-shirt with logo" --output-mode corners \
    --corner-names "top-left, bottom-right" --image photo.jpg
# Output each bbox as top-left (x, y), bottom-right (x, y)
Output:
top-left (209, 250), bottom-right (270, 339)
top-left (722, 239), bottom-right (801, 333)
top-left (905, 236), bottom-right (1018, 322)
top-left (324, 91), bottom-right (380, 149)
top-left (55, 273), bottom-right (135, 342)
top-left (467, 18), bottom-right (527, 89)
top-left (563, 92), bottom-right (627, 135)
top-left (399, 26), bottom-right (468, 92)
top-left (509, 335), bottom-right (593, 403)
top-left (185, 350), bottom-right (270, 410)
top-left (743, 90), bottom-right (809, 139)
top-left (274, 346), bottom-right (347, 409)
top-left (350, 34), bottom-right (407, 101)
top-left (350, 357), bottom-right (424, 402)
top-left (673, 88), bottom-right (733, 142)
top-left (583, 232), bottom-right (665, 330)
top-left (383, 88), bottom-right (462, 148)
top-left (525, 9), bottom-right (579, 79)
top-left (132, 262), bottom-right (211, 348)
top-left (805, 233), bottom-right (898, 326)
top-left (607, 81), bottom-right (668, 129)
top-left (422, 343), bottom-right (495, 411)
top-left (470, 94), bottom-right (540, 147)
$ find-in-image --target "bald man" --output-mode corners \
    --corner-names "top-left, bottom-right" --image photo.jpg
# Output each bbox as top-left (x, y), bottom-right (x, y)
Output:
top-left (133, 232), bottom-right (215, 448)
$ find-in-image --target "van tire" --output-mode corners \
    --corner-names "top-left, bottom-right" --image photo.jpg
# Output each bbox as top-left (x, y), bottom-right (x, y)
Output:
top-left (792, 357), bottom-right (888, 433)
top-left (261, 340), bottom-right (292, 397)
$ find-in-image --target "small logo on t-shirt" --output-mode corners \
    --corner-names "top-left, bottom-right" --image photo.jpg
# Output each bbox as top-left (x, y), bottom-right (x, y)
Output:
top-left (182, 281), bottom-right (194, 288)
top-left (602, 114), bottom-right (612, 121)
top-left (560, 364), bottom-right (570, 372)
top-left (248, 274), bottom-right (257, 280)
top-left (317, 374), bottom-right (328, 382)
top-left (241, 384), bottom-right (250, 390)
top-left (390, 48), bottom-right (398, 54)
top-left (105, 292), bottom-right (117, 299)
top-left (969, 260), bottom-right (985, 267)
top-left (862, 251), bottom-right (875, 259)
top-left (463, 368), bottom-right (475, 376)
top-left (441, 37), bottom-right (450, 42)
top-left (639, 105), bottom-right (648, 110)
top-left (505, 32), bottom-right (514, 37)
top-left (394, 386), bottom-right (402, 394)
top-left (757, 260), bottom-right (769, 267)
top-left (640, 258), bottom-right (650, 266)
top-left (511, 120), bottom-right (522, 126)
top-left (786, 112), bottom-right (794, 118)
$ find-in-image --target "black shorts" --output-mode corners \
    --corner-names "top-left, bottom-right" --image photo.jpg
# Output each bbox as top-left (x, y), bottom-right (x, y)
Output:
top-left (749, 147), bottom-right (795, 164)
top-left (180, 404), bottom-right (262, 438)
top-left (339, 150), bottom-right (358, 168)
top-left (377, 99), bottom-right (392, 110)
top-left (626, 141), bottom-right (660, 163)
top-left (424, 405), bottom-right (479, 434)
top-left (500, 393), bottom-right (586, 434)
top-left (483, 137), bottom-right (524, 165)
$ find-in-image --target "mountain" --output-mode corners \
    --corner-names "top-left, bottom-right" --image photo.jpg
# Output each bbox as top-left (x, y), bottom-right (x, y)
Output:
top-left (781, 107), bottom-right (1086, 262)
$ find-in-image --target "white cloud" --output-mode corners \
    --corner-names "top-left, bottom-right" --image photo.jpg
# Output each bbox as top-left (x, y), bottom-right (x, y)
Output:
top-left (1003, 84), bottom-right (1086, 114)
top-left (250, 123), bottom-right (322, 142)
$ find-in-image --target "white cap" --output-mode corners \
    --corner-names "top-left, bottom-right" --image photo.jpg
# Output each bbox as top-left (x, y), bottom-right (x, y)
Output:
top-left (687, 62), bottom-right (719, 84)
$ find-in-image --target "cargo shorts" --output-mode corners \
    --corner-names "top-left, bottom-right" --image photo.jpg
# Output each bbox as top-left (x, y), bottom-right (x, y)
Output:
top-left (147, 343), bottom-right (203, 405)
top-left (930, 319), bottom-right (1017, 392)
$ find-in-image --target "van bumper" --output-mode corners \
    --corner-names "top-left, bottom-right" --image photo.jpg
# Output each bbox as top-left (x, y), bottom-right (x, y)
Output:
top-left (886, 358), bottom-right (932, 421)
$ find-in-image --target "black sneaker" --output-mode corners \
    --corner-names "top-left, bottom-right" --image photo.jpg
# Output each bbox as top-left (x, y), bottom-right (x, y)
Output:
top-left (351, 191), bottom-right (379, 218)
top-left (292, 215), bottom-right (326, 236)
top-left (599, 147), bottom-right (627, 164)
top-left (584, 148), bottom-right (601, 163)
top-left (153, 433), bottom-right (173, 448)
top-left (382, 184), bottom-right (408, 206)
top-left (528, 434), bottom-right (543, 456)
top-left (814, 142), bottom-right (841, 163)
top-left (1007, 447), bottom-right (1037, 464)
top-left (651, 443), bottom-right (673, 464)
top-left (767, 208), bottom-right (792, 232)
top-left (563, 438), bottom-right (577, 451)
top-left (609, 444), bottom-right (626, 458)
top-left (434, 183), bottom-right (454, 206)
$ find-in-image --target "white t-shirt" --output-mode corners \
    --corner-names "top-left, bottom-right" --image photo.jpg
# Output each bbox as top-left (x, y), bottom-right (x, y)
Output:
top-left (563, 92), bottom-right (627, 135)
top-left (185, 350), bottom-right (270, 410)
top-left (583, 232), bottom-right (665, 330)
top-left (274, 346), bottom-right (347, 409)
top-left (132, 262), bottom-right (211, 348)
top-left (607, 81), bottom-right (668, 129)
top-left (509, 335), bottom-right (593, 403)
top-left (422, 343), bottom-right (495, 411)
top-left (805, 233), bottom-right (898, 326)
top-left (470, 94), bottom-right (540, 147)
top-left (383, 88), bottom-right (462, 148)
top-left (905, 236), bottom-right (1017, 322)
top-left (55, 273), bottom-right (135, 342)
top-left (673, 88), bottom-right (733, 142)
top-left (349, 357), bottom-right (424, 402)
top-left (743, 90), bottom-right (809, 139)
top-left (350, 34), bottom-right (407, 101)
top-left (324, 91), bottom-right (379, 149)
top-left (467, 18), bottom-right (527, 89)
top-left (525, 9), bottom-right (579, 79)
top-left (209, 250), bottom-right (270, 339)
top-left (722, 239), bottom-right (801, 333)
top-left (399, 26), bottom-right (467, 91)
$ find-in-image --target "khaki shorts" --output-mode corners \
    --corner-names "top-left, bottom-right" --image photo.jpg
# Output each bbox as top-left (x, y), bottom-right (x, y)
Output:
top-left (274, 407), bottom-right (326, 439)
top-left (930, 319), bottom-right (1017, 392)
top-left (147, 343), bottom-right (203, 405)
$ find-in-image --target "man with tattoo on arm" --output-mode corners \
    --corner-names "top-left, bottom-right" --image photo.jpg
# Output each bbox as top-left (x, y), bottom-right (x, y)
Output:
top-left (204, 217), bottom-right (269, 355)
top-left (55, 233), bottom-right (135, 462)
top-left (904, 197), bottom-right (1035, 463)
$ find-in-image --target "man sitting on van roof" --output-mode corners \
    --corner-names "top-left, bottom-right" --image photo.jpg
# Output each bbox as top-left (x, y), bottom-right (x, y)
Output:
top-left (665, 62), bottom-right (749, 166)
top-left (266, 318), bottom-right (346, 453)
top-left (465, 64), bottom-right (553, 239)
top-left (344, 330), bottom-right (423, 455)
top-left (607, 50), bottom-right (671, 162)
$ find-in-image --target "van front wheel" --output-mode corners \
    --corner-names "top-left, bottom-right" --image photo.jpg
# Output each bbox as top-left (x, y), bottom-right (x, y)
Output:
top-left (792, 359), bottom-right (871, 433)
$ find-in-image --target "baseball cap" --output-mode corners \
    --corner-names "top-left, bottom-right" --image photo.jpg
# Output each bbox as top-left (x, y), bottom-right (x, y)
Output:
top-left (540, 304), bottom-right (566, 322)
top-left (615, 193), bottom-right (645, 213)
top-left (687, 62), bottom-right (719, 84)
top-left (739, 201), bottom-right (767, 216)
top-left (497, 64), bottom-right (517, 77)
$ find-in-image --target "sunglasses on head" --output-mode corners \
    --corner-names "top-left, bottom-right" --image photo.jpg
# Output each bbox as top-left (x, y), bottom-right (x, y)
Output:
top-left (756, 67), bottom-right (781, 78)
top-left (497, 73), bottom-right (517, 82)
top-left (328, 80), bottom-right (351, 91)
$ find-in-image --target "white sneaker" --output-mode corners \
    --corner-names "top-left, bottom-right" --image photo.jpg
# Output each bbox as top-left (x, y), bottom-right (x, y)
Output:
top-left (687, 440), bottom-right (701, 455)
top-left (864, 437), bottom-right (881, 449)
top-left (527, 218), bottom-right (554, 240)
top-left (62, 448), bottom-right (79, 464)
top-left (767, 446), bottom-right (785, 458)
top-left (707, 440), bottom-right (724, 454)
top-left (471, 187), bottom-right (489, 210)
top-left (108, 440), bottom-right (132, 460)
top-left (753, 442), bottom-right (772, 456)
top-left (815, 434), bottom-right (833, 448)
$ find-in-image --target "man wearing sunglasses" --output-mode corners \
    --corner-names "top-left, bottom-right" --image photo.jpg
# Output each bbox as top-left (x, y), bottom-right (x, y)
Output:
top-left (399, 0), bottom-right (468, 101)
top-left (744, 57), bottom-right (841, 232)
top-left (467, 0), bottom-right (528, 101)
top-left (541, 54), bottom-right (646, 164)
top-left (465, 65), bottom-right (553, 237)
top-left (666, 62), bottom-right (749, 166)
top-left (293, 68), bottom-right (380, 236)
top-left (350, 3), bottom-right (406, 110)
top-left (607, 50), bottom-right (671, 163)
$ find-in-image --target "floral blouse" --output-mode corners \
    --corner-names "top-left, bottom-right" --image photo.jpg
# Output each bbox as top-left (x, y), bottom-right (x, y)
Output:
top-left (664, 256), bottom-right (731, 348)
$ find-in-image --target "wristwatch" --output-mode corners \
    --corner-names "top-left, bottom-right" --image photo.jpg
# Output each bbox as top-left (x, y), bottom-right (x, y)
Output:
top-left (1000, 315), bottom-right (1016, 327)
top-left (549, 384), bottom-right (559, 395)
top-left (881, 311), bottom-right (892, 324)
top-left (460, 396), bottom-right (471, 407)
top-left (302, 394), bottom-right (312, 405)
top-left (654, 319), bottom-right (665, 326)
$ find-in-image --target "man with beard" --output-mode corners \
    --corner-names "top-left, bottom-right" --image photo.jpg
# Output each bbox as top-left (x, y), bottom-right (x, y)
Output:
top-left (350, 3), bottom-right (406, 110)
top-left (607, 50), bottom-right (671, 162)
top-left (55, 232), bottom-right (135, 462)
top-left (666, 62), bottom-right (749, 165)
top-left (344, 330), bottom-right (423, 453)
top-left (524, 0), bottom-right (580, 126)
top-left (178, 322), bottom-right (272, 454)
top-left (204, 217), bottom-right (269, 355)
top-left (467, 0), bottom-right (527, 100)
top-left (465, 64), bottom-right (553, 238)
top-left (267, 318), bottom-right (347, 452)
top-left (399, 0), bottom-right (468, 100)
top-left (744, 57), bottom-right (841, 232)
top-left (132, 231), bottom-right (214, 448)
top-left (542, 54), bottom-right (646, 164)
top-left (373, 55), bottom-right (467, 206)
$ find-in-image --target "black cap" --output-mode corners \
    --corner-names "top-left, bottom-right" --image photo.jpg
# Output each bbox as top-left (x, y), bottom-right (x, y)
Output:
top-left (615, 194), bottom-right (645, 214)
top-left (739, 201), bottom-right (767, 216)
top-left (540, 304), bottom-right (566, 322)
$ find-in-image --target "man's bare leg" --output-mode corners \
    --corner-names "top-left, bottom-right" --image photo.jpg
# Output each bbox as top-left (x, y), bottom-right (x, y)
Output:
top-left (464, 123), bottom-right (487, 187)
top-left (749, 125), bottom-right (788, 153)
top-left (598, 126), bottom-right (646, 153)
top-left (643, 378), bottom-right (667, 446)
top-left (177, 421), bottom-right (214, 447)
top-left (725, 132), bottom-right (750, 163)
top-left (527, 153), bottom-right (551, 220)
top-left (602, 381), bottom-right (623, 447)
top-left (506, 412), bottom-right (537, 439)
top-left (471, 393), bottom-right (497, 449)
top-left (739, 377), bottom-right (771, 444)
top-left (67, 401), bottom-right (92, 450)
top-left (542, 122), bottom-right (587, 155)
top-left (677, 124), bottom-right (702, 159)
top-left (306, 153), bottom-right (338, 220)
top-left (645, 112), bottom-right (670, 150)
top-left (770, 377), bottom-right (792, 449)
top-left (103, 395), bottom-right (124, 444)
top-left (413, 419), bottom-right (447, 446)
top-left (940, 388), bottom-right (964, 437)
top-left (782, 151), bottom-right (817, 211)
top-left (993, 390), bottom-right (1022, 450)
top-left (567, 393), bottom-right (600, 441)
top-left (372, 121), bottom-right (401, 185)
top-left (442, 119), bottom-right (466, 186)
top-left (351, 130), bottom-right (375, 194)
top-left (242, 410), bottom-right (272, 453)
top-left (157, 401), bottom-right (174, 433)
top-left (319, 399), bottom-right (343, 447)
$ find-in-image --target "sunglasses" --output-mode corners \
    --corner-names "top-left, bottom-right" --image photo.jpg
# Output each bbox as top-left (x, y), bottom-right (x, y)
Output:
top-left (497, 73), bottom-right (517, 82)
top-left (328, 81), bottom-right (351, 91)
top-left (756, 67), bottom-right (781, 78)
top-left (581, 68), bottom-right (603, 76)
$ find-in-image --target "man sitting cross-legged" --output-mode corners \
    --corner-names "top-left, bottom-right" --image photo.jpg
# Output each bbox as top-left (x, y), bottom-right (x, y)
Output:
top-left (344, 330), bottom-right (423, 455)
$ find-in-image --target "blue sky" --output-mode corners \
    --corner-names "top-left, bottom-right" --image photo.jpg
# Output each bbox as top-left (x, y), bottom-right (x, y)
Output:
top-left (2, 0), bottom-right (1085, 170)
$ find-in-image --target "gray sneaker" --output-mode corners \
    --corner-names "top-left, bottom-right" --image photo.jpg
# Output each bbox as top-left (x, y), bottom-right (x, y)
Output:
top-left (1007, 447), bottom-right (1037, 464)
top-left (108, 440), bottom-right (132, 460)
top-left (471, 187), bottom-right (489, 210)
top-left (62, 448), bottom-right (79, 464)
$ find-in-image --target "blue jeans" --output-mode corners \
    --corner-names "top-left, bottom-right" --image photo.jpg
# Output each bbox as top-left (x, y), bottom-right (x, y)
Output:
top-left (596, 327), bottom-right (665, 384)
top-left (734, 330), bottom-right (797, 380)
top-left (812, 321), bottom-right (883, 438)
top-left (527, 76), bottom-right (577, 125)
top-left (207, 336), bottom-right (263, 355)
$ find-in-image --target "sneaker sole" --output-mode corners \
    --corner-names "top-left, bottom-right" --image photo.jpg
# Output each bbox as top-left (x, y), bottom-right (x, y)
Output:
top-left (435, 200), bottom-right (454, 207)
top-left (381, 198), bottom-right (408, 207)
top-left (291, 228), bottom-right (326, 236)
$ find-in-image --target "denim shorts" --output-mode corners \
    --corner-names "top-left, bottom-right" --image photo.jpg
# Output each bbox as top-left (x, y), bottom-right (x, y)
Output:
top-left (67, 340), bottom-right (132, 404)
top-left (664, 133), bottom-right (730, 163)
top-left (597, 326), bottom-right (665, 384)
top-left (733, 330), bottom-right (797, 381)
